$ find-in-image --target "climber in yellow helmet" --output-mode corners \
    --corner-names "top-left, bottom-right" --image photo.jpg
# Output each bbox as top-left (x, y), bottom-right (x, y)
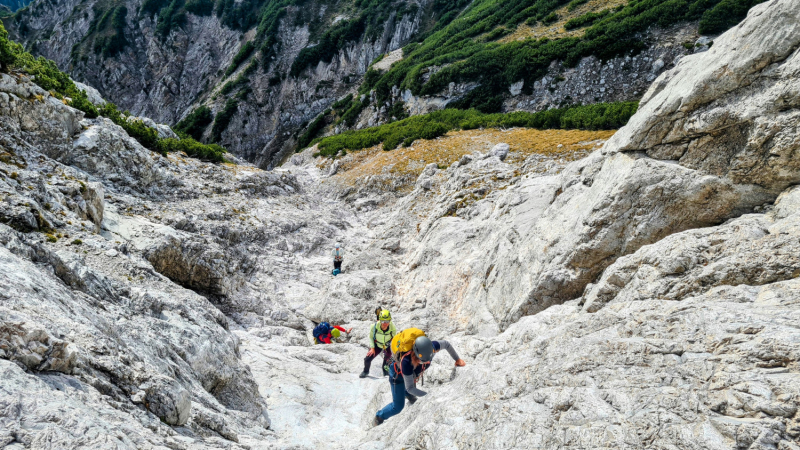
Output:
top-left (360, 309), bottom-right (396, 378)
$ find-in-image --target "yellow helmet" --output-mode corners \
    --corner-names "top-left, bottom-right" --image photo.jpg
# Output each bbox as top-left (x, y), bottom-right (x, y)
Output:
top-left (331, 328), bottom-right (341, 338)
top-left (378, 309), bottom-right (392, 322)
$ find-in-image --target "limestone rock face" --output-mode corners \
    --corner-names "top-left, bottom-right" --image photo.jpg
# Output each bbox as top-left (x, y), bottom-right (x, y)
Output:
top-left (2, 0), bottom-right (800, 447)
top-left (449, 0), bottom-right (800, 326)
top-left (609, 0), bottom-right (800, 194)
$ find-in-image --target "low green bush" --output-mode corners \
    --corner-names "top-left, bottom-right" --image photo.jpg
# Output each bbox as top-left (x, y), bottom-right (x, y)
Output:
top-left (296, 110), bottom-right (330, 150)
top-left (225, 41), bottom-right (255, 77)
top-left (564, 9), bottom-right (611, 30)
top-left (212, 98), bottom-right (238, 142)
top-left (158, 137), bottom-right (226, 161)
top-left (175, 106), bottom-right (213, 140)
top-left (311, 102), bottom-right (637, 156)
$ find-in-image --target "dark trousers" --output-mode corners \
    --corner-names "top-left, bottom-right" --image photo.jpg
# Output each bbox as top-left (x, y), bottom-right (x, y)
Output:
top-left (333, 260), bottom-right (342, 270)
top-left (364, 347), bottom-right (391, 375)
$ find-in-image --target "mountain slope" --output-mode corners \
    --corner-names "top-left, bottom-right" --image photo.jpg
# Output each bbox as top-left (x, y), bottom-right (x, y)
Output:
top-left (5, 0), bottom-right (764, 168)
top-left (1, 0), bottom-right (800, 447)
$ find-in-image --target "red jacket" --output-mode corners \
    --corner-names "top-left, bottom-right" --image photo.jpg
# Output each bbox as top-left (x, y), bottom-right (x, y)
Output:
top-left (317, 325), bottom-right (346, 344)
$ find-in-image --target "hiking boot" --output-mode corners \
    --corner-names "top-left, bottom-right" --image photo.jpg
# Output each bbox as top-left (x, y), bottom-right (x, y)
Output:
top-left (359, 371), bottom-right (368, 378)
top-left (405, 394), bottom-right (417, 405)
top-left (373, 416), bottom-right (384, 427)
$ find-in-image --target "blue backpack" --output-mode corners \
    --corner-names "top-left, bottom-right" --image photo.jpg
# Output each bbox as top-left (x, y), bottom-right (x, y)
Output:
top-left (332, 268), bottom-right (341, 276)
top-left (313, 322), bottom-right (332, 341)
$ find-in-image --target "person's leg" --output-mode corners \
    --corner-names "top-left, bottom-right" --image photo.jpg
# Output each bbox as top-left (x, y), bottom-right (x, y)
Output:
top-left (363, 351), bottom-right (377, 373)
top-left (381, 348), bottom-right (391, 376)
top-left (334, 260), bottom-right (342, 270)
top-left (375, 368), bottom-right (406, 421)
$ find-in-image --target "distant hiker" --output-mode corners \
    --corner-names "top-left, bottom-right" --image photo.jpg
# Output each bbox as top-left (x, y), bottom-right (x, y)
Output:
top-left (313, 321), bottom-right (352, 344)
top-left (360, 309), bottom-right (396, 378)
top-left (332, 242), bottom-right (344, 275)
top-left (373, 329), bottom-right (466, 426)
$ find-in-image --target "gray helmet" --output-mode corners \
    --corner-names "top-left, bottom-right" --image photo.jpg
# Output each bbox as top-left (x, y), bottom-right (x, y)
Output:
top-left (335, 242), bottom-right (342, 248)
top-left (413, 336), bottom-right (434, 362)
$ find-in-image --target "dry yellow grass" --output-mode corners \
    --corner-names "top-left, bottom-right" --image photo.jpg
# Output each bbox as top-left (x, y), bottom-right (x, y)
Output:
top-left (330, 128), bottom-right (615, 184)
top-left (499, 0), bottom-right (627, 43)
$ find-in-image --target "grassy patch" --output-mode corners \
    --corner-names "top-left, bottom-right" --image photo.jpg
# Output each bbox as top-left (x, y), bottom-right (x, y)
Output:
top-left (330, 127), bottom-right (614, 185)
top-left (311, 101), bottom-right (637, 156)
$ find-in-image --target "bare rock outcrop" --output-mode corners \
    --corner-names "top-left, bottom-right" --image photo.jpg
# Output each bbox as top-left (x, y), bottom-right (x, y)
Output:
top-left (480, 0), bottom-right (800, 325)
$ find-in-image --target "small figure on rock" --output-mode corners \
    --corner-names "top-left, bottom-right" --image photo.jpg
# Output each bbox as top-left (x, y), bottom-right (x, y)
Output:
top-left (373, 329), bottom-right (466, 426)
top-left (332, 242), bottom-right (344, 276)
top-left (360, 309), bottom-right (396, 378)
top-left (312, 321), bottom-right (352, 344)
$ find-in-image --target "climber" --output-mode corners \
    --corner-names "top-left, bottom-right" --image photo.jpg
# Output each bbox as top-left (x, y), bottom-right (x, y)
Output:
top-left (312, 321), bottom-right (352, 344)
top-left (332, 242), bottom-right (344, 276)
top-left (359, 309), bottom-right (396, 378)
top-left (373, 331), bottom-right (466, 426)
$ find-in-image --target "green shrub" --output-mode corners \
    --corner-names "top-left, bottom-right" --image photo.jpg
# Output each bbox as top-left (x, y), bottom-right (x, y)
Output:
top-left (698, 0), bottom-right (764, 34)
top-left (567, 0), bottom-right (589, 10)
top-left (158, 137), bottom-right (226, 161)
top-left (186, 0), bottom-right (214, 15)
top-left (212, 98), bottom-right (238, 142)
top-left (311, 102), bottom-right (637, 156)
top-left (564, 9), bottom-right (610, 30)
top-left (156, 0), bottom-right (187, 39)
top-left (0, 22), bottom-right (21, 72)
top-left (175, 105), bottom-right (213, 140)
top-left (141, 0), bottom-right (166, 16)
top-left (332, 94), bottom-right (354, 112)
top-left (541, 12), bottom-right (558, 24)
top-left (356, 0), bottom-right (762, 114)
top-left (225, 40), bottom-right (255, 77)
top-left (69, 89), bottom-right (99, 118)
top-left (290, 17), bottom-right (366, 77)
top-left (296, 111), bottom-right (329, 150)
top-left (220, 59), bottom-right (256, 95)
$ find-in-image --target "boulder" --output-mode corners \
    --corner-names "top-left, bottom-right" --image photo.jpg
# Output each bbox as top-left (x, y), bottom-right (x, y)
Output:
top-left (143, 377), bottom-right (191, 426)
top-left (490, 143), bottom-right (510, 161)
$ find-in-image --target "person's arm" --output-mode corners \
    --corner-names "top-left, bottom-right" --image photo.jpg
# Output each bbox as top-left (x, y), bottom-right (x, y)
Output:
top-left (434, 340), bottom-right (460, 361)
top-left (403, 374), bottom-right (427, 397)
top-left (333, 325), bottom-right (352, 334)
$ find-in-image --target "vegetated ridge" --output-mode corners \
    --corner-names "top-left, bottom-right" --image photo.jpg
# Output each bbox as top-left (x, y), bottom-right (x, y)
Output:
top-left (5, 0), bottom-right (766, 168)
top-left (0, 21), bottom-right (227, 161)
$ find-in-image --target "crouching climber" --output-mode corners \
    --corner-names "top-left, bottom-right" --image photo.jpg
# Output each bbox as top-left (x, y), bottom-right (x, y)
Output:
top-left (332, 242), bottom-right (344, 275)
top-left (313, 321), bottom-right (352, 344)
top-left (373, 329), bottom-right (466, 426)
top-left (360, 309), bottom-right (396, 378)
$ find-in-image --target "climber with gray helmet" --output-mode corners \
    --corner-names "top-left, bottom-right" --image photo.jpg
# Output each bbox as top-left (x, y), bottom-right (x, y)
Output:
top-left (332, 242), bottom-right (344, 276)
top-left (373, 334), bottom-right (466, 426)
